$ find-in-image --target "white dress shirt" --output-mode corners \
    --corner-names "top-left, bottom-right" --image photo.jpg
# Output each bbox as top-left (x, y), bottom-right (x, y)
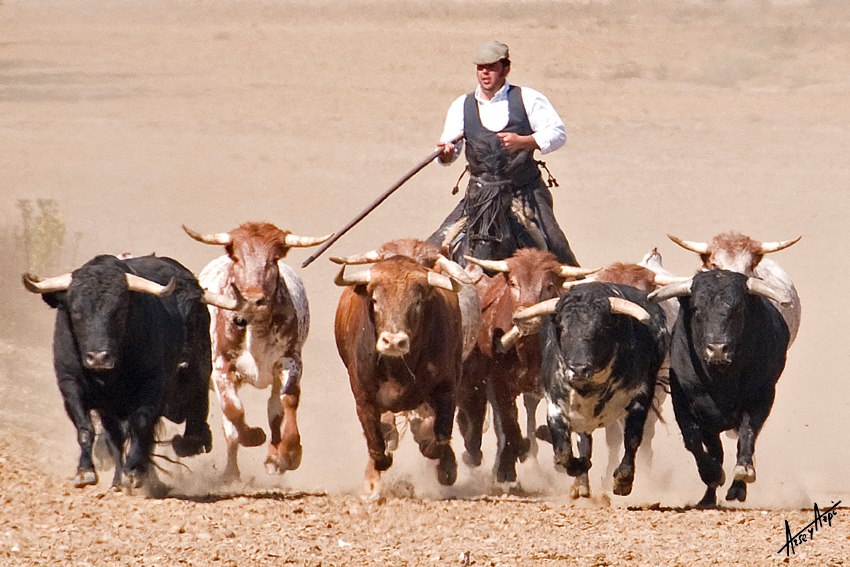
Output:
top-left (438, 82), bottom-right (566, 165)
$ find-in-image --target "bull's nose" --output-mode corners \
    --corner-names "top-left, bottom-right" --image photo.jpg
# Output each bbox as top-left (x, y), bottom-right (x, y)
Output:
top-left (704, 343), bottom-right (731, 364)
top-left (567, 363), bottom-right (592, 381)
top-left (376, 332), bottom-right (410, 356)
top-left (84, 351), bottom-right (115, 370)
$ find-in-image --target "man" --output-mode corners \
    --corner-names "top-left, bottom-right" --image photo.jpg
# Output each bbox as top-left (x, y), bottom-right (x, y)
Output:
top-left (428, 40), bottom-right (579, 266)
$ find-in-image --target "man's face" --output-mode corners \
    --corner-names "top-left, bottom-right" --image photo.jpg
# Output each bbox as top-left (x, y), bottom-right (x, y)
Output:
top-left (476, 61), bottom-right (508, 95)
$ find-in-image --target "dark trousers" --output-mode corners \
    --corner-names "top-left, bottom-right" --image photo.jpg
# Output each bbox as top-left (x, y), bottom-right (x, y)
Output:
top-left (427, 177), bottom-right (579, 267)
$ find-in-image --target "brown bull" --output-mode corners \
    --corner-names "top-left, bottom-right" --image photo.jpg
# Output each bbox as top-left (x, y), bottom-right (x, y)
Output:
top-left (334, 255), bottom-right (463, 499)
top-left (457, 248), bottom-right (595, 484)
top-left (183, 222), bottom-right (329, 480)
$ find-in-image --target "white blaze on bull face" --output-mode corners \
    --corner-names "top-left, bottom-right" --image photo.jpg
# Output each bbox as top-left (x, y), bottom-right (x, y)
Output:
top-left (708, 247), bottom-right (757, 276)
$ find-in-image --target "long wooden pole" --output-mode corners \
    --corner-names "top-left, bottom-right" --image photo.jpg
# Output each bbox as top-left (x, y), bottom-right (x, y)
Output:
top-left (301, 134), bottom-right (463, 268)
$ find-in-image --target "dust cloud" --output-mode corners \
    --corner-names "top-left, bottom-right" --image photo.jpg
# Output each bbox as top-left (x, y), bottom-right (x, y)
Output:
top-left (2, 0), bottom-right (849, 512)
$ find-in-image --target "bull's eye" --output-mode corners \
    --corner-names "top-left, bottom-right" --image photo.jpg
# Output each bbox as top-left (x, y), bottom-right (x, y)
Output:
top-left (233, 316), bottom-right (247, 328)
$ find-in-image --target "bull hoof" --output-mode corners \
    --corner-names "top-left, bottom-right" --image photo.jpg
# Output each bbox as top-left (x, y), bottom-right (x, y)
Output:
top-left (277, 445), bottom-right (303, 472)
top-left (220, 467), bottom-right (241, 484)
top-left (172, 433), bottom-right (212, 457)
top-left (565, 457), bottom-right (591, 477)
top-left (613, 465), bottom-right (635, 496)
top-left (72, 469), bottom-right (98, 488)
top-left (733, 464), bottom-right (756, 483)
top-left (419, 440), bottom-right (443, 460)
top-left (372, 452), bottom-right (393, 472)
top-left (570, 478), bottom-right (591, 499)
top-left (264, 457), bottom-right (284, 475)
top-left (381, 423), bottom-right (399, 453)
top-left (534, 425), bottom-right (552, 443)
top-left (238, 427), bottom-right (267, 448)
top-left (462, 450), bottom-right (482, 468)
top-left (725, 480), bottom-right (748, 502)
top-left (696, 487), bottom-right (718, 509)
top-left (437, 450), bottom-right (458, 486)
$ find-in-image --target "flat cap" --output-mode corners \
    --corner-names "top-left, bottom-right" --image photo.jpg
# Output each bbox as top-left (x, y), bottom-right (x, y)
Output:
top-left (472, 40), bottom-right (509, 65)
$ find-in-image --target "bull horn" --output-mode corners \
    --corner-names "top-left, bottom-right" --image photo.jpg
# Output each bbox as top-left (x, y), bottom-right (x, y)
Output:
top-left (126, 274), bottom-right (175, 297)
top-left (759, 235), bottom-right (802, 254)
top-left (436, 255), bottom-right (474, 285)
top-left (427, 271), bottom-right (461, 293)
top-left (513, 297), bottom-right (560, 322)
top-left (334, 265), bottom-right (372, 287)
top-left (202, 284), bottom-right (246, 311)
top-left (652, 273), bottom-right (692, 286)
top-left (284, 233), bottom-right (333, 248)
top-left (667, 234), bottom-right (709, 254)
top-left (21, 272), bottom-right (73, 294)
top-left (498, 326), bottom-right (523, 353)
top-left (464, 256), bottom-right (509, 273)
top-left (647, 279), bottom-right (693, 303)
top-left (182, 225), bottom-right (232, 246)
top-left (559, 265), bottom-right (600, 278)
top-left (329, 249), bottom-right (383, 265)
top-left (562, 277), bottom-right (594, 290)
top-left (608, 297), bottom-right (651, 325)
top-left (746, 278), bottom-right (792, 306)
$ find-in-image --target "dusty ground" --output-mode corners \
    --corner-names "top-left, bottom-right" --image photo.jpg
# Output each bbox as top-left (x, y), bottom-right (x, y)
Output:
top-left (2, 0), bottom-right (850, 564)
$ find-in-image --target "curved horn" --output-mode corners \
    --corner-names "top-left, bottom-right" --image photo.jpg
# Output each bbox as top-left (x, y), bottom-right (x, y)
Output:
top-left (647, 279), bottom-right (693, 303)
top-left (436, 255), bottom-right (474, 285)
top-left (202, 284), bottom-right (246, 311)
top-left (21, 272), bottom-right (72, 294)
top-left (746, 278), bottom-right (792, 306)
top-left (667, 234), bottom-right (709, 254)
top-left (608, 297), bottom-right (651, 325)
top-left (652, 273), bottom-right (693, 287)
top-left (559, 265), bottom-right (600, 278)
top-left (284, 232), bottom-right (333, 248)
top-left (427, 271), bottom-right (461, 293)
top-left (329, 249), bottom-right (383, 265)
top-left (464, 256), bottom-right (509, 273)
top-left (334, 265), bottom-right (372, 287)
top-left (513, 297), bottom-right (560, 322)
top-left (562, 276), bottom-right (595, 290)
top-left (759, 235), bottom-right (802, 254)
top-left (498, 326), bottom-right (523, 353)
top-left (126, 274), bottom-right (175, 297)
top-left (182, 224), bottom-right (232, 246)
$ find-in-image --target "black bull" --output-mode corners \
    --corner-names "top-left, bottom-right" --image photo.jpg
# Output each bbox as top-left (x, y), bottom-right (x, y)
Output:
top-left (25, 254), bottom-right (214, 491)
top-left (650, 269), bottom-right (791, 508)
top-left (536, 283), bottom-right (669, 497)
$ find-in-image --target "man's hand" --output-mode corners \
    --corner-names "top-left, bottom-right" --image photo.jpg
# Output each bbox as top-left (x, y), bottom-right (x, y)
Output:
top-left (497, 132), bottom-right (538, 153)
top-left (437, 141), bottom-right (456, 163)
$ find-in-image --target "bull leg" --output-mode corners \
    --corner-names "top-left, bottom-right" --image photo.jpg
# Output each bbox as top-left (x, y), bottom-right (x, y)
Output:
top-left (214, 372), bottom-right (264, 482)
top-left (380, 412), bottom-right (399, 452)
top-left (354, 397), bottom-right (392, 497)
top-left (570, 433), bottom-right (592, 499)
top-left (603, 422), bottom-right (624, 491)
top-left (671, 375), bottom-right (724, 508)
top-left (277, 358), bottom-right (303, 472)
top-left (487, 380), bottom-right (527, 484)
top-left (546, 399), bottom-right (588, 477)
top-left (726, 407), bottom-right (768, 502)
top-left (523, 392), bottom-right (542, 459)
top-left (428, 382), bottom-right (457, 487)
top-left (456, 372), bottom-right (487, 468)
top-left (613, 396), bottom-right (651, 496)
top-left (171, 363), bottom-right (212, 458)
top-left (123, 402), bottom-right (159, 491)
top-left (98, 413), bottom-right (126, 489)
top-left (56, 375), bottom-right (98, 487)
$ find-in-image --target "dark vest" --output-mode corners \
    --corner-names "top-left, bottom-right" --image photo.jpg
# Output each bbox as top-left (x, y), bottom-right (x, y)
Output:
top-left (463, 85), bottom-right (540, 187)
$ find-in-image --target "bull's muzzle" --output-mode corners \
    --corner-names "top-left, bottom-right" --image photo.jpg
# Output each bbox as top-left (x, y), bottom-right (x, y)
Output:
top-left (704, 342), bottom-right (732, 366)
top-left (376, 331), bottom-right (410, 357)
top-left (84, 350), bottom-right (115, 371)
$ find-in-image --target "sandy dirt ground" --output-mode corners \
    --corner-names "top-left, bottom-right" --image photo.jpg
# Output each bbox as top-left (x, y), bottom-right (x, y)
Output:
top-left (1, 0), bottom-right (849, 564)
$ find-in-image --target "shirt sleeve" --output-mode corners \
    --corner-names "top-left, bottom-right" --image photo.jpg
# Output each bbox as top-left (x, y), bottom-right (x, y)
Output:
top-left (521, 87), bottom-right (566, 155)
top-left (436, 94), bottom-right (467, 166)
